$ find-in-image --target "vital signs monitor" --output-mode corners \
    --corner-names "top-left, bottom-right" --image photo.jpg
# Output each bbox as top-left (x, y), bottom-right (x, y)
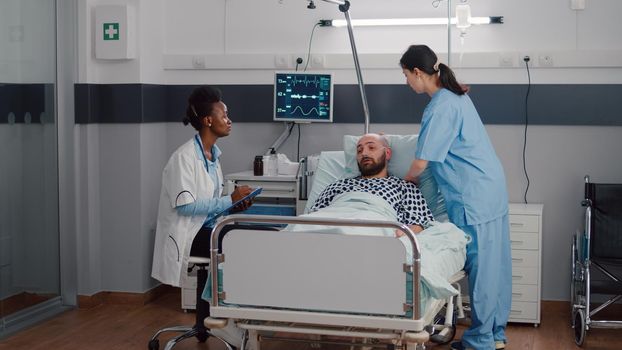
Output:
top-left (274, 72), bottom-right (333, 123)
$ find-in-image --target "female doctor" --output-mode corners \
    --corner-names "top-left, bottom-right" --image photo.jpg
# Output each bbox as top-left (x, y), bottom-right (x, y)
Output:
top-left (401, 45), bottom-right (511, 350)
top-left (151, 85), bottom-right (252, 287)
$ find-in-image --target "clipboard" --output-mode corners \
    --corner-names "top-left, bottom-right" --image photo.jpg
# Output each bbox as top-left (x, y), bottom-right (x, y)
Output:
top-left (214, 187), bottom-right (262, 218)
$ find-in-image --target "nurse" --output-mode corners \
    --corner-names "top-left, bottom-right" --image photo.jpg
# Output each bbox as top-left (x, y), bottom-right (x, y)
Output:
top-left (400, 45), bottom-right (511, 350)
top-left (151, 85), bottom-right (252, 288)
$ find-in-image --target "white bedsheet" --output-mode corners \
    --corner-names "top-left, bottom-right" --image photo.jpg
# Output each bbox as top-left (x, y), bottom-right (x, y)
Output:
top-left (288, 191), bottom-right (468, 299)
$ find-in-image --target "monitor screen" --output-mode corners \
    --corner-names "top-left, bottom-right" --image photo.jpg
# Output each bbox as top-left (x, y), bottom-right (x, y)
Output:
top-left (274, 72), bottom-right (333, 123)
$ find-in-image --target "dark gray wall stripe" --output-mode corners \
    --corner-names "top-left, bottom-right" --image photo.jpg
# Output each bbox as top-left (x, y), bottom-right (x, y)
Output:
top-left (73, 83), bottom-right (622, 126)
top-left (0, 83), bottom-right (54, 124)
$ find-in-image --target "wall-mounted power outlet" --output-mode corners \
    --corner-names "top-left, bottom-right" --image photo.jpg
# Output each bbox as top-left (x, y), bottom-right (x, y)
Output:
top-left (192, 55), bottom-right (205, 69)
top-left (310, 54), bottom-right (325, 69)
top-left (275, 54), bottom-right (292, 69)
top-left (571, 0), bottom-right (585, 10)
top-left (499, 53), bottom-right (515, 67)
top-left (519, 52), bottom-right (535, 67)
top-left (538, 54), bottom-right (554, 67)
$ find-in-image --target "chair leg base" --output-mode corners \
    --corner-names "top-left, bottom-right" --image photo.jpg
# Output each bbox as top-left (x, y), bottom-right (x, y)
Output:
top-left (149, 325), bottom-right (239, 350)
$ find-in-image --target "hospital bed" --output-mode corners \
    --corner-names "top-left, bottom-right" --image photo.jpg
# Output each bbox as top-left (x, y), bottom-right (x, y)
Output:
top-left (202, 148), bottom-right (467, 350)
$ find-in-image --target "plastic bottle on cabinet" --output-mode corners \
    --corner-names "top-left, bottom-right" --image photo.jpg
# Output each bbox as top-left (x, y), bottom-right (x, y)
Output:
top-left (264, 148), bottom-right (278, 176)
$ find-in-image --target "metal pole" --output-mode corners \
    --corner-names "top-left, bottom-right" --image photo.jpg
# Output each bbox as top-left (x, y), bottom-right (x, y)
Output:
top-left (339, 1), bottom-right (370, 134)
top-left (447, 0), bottom-right (452, 67)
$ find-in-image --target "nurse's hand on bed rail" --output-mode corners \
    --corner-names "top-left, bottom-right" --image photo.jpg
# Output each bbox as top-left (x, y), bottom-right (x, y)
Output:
top-left (395, 224), bottom-right (423, 237)
top-left (404, 173), bottom-right (419, 184)
top-left (405, 159), bottom-right (429, 184)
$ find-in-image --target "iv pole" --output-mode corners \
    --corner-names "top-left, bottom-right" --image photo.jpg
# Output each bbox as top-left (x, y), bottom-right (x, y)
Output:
top-left (319, 0), bottom-right (370, 134)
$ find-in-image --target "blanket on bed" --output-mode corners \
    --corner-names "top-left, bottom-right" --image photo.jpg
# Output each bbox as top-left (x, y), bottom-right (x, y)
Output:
top-left (288, 191), bottom-right (468, 299)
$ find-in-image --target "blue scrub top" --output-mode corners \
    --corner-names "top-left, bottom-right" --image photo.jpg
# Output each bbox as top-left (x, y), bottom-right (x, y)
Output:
top-left (415, 88), bottom-right (508, 226)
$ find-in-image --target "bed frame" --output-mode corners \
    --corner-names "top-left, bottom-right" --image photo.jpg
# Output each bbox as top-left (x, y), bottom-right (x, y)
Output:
top-left (205, 214), bottom-right (464, 350)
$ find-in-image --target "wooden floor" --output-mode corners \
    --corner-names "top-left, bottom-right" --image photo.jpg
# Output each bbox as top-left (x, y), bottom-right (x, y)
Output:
top-left (1, 290), bottom-right (621, 350)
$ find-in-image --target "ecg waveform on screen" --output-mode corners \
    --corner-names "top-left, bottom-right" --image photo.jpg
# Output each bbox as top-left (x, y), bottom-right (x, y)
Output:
top-left (291, 94), bottom-right (319, 99)
top-left (291, 106), bottom-right (321, 116)
top-left (289, 76), bottom-right (322, 87)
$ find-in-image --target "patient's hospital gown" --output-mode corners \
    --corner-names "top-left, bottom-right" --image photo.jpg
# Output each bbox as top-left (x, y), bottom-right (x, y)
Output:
top-left (310, 175), bottom-right (434, 227)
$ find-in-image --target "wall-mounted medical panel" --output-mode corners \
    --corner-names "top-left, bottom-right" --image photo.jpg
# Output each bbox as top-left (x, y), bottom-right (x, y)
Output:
top-left (162, 51), bottom-right (622, 70)
top-left (94, 5), bottom-right (136, 60)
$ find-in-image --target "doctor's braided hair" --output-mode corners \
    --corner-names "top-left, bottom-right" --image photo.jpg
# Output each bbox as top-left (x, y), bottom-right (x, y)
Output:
top-left (399, 45), bottom-right (467, 96)
top-left (183, 86), bottom-right (223, 131)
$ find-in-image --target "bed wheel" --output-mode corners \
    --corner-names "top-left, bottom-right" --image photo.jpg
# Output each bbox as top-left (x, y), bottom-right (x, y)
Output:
top-left (429, 325), bottom-right (455, 345)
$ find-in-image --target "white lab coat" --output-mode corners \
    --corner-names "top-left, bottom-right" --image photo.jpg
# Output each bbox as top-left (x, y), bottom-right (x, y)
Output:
top-left (151, 138), bottom-right (224, 287)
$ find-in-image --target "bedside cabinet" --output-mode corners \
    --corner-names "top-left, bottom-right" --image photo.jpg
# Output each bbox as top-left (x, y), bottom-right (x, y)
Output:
top-left (508, 203), bottom-right (543, 326)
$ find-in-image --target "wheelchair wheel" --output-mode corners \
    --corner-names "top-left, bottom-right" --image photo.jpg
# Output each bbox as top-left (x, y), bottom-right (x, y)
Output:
top-left (570, 240), bottom-right (578, 323)
top-left (573, 309), bottom-right (586, 347)
top-left (147, 338), bottom-right (159, 350)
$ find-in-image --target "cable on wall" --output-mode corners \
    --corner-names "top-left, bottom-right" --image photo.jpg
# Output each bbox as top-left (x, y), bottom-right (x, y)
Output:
top-left (522, 56), bottom-right (531, 204)
top-left (297, 123), bottom-right (302, 162)
top-left (304, 22), bottom-right (320, 71)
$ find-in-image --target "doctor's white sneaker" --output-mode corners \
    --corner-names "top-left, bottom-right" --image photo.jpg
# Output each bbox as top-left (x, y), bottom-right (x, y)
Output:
top-left (495, 340), bottom-right (506, 349)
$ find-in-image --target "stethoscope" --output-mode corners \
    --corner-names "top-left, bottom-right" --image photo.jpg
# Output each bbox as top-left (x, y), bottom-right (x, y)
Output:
top-left (194, 134), bottom-right (210, 172)
top-left (194, 134), bottom-right (223, 193)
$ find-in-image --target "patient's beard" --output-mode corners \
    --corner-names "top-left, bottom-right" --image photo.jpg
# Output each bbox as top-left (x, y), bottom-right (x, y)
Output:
top-left (358, 153), bottom-right (386, 177)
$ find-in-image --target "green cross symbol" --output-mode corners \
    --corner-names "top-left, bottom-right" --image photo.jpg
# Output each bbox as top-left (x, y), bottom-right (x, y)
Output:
top-left (103, 23), bottom-right (120, 40)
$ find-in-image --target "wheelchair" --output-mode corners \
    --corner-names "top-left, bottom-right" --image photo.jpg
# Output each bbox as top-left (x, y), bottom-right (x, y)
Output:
top-left (570, 175), bottom-right (622, 346)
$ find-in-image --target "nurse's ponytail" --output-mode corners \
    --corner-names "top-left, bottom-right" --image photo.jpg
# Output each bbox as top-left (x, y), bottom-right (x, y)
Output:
top-left (399, 45), bottom-right (467, 96)
top-left (183, 86), bottom-right (222, 131)
top-left (437, 63), bottom-right (467, 95)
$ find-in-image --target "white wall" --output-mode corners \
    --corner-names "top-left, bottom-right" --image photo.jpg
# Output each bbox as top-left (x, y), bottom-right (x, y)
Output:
top-left (71, 0), bottom-right (622, 300)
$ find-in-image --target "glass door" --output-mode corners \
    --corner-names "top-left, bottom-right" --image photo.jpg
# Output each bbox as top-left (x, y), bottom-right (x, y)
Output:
top-left (0, 0), bottom-right (60, 336)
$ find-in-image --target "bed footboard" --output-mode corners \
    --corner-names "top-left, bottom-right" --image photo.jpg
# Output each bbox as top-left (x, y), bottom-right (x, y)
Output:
top-left (207, 214), bottom-right (435, 349)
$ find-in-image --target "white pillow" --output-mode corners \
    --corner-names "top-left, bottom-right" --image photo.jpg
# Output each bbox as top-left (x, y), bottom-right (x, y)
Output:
top-left (343, 134), bottom-right (418, 179)
top-left (303, 151), bottom-right (347, 213)
top-left (342, 134), bottom-right (448, 221)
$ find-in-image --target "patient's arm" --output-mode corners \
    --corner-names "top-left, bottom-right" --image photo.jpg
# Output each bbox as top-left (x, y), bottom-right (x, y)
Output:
top-left (395, 224), bottom-right (424, 237)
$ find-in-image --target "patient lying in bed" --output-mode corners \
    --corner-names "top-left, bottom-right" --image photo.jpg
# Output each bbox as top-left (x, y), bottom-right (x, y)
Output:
top-left (286, 134), bottom-right (467, 294)
top-left (202, 135), bottom-right (468, 348)
top-left (309, 133), bottom-right (434, 235)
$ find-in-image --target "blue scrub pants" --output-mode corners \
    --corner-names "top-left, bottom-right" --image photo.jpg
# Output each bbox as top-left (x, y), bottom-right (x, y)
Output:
top-left (459, 214), bottom-right (511, 350)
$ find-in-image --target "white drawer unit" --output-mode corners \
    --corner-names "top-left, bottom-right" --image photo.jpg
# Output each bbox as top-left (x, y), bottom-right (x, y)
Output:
top-left (224, 170), bottom-right (300, 214)
top-left (508, 203), bottom-right (543, 326)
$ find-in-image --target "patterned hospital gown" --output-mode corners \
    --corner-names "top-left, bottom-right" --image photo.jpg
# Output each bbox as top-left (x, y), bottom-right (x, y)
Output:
top-left (310, 176), bottom-right (434, 227)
